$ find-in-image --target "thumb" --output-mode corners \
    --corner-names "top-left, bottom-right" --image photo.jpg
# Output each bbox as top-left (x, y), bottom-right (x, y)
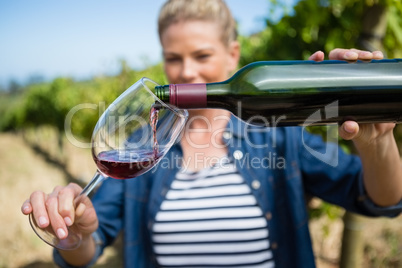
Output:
top-left (75, 203), bottom-right (86, 218)
top-left (339, 121), bottom-right (359, 140)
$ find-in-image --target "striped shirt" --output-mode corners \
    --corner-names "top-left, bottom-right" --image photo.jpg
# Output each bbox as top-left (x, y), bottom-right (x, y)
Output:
top-left (152, 158), bottom-right (275, 267)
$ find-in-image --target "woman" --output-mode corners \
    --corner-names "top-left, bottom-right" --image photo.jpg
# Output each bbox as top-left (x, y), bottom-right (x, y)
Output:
top-left (22, 0), bottom-right (402, 267)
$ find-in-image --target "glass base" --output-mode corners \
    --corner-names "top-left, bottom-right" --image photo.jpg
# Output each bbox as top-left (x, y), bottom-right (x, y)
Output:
top-left (29, 213), bottom-right (82, 250)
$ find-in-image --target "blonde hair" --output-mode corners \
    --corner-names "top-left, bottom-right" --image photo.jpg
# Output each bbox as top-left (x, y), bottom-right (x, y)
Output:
top-left (158, 0), bottom-right (238, 47)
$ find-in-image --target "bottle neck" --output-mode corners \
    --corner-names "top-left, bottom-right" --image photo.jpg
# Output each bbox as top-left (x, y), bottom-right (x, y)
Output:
top-left (155, 83), bottom-right (208, 109)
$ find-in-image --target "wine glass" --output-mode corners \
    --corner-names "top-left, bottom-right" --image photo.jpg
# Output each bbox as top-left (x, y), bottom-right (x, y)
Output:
top-left (29, 77), bottom-right (188, 250)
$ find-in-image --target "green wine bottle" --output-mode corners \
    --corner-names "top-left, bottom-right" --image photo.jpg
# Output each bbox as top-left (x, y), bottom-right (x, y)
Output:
top-left (154, 59), bottom-right (402, 126)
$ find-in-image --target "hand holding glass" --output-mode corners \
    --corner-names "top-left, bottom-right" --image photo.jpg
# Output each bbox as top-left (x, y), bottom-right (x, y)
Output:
top-left (28, 78), bottom-right (188, 250)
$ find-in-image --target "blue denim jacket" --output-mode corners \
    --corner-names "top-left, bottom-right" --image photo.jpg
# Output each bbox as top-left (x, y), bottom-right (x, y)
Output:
top-left (55, 116), bottom-right (402, 268)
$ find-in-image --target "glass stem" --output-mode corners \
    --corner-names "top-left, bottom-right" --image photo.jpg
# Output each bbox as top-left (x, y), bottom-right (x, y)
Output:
top-left (75, 171), bottom-right (106, 205)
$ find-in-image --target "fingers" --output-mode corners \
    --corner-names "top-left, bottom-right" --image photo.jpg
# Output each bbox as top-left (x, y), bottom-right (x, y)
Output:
top-left (308, 51), bottom-right (325, 62)
top-left (309, 48), bottom-right (384, 62)
top-left (25, 183), bottom-right (83, 240)
top-left (46, 187), bottom-right (69, 239)
top-left (21, 199), bottom-right (32, 215)
top-left (329, 48), bottom-right (384, 61)
top-left (58, 183), bottom-right (82, 227)
top-left (29, 190), bottom-right (50, 228)
top-left (372, 50), bottom-right (384, 60)
top-left (339, 121), bottom-right (360, 140)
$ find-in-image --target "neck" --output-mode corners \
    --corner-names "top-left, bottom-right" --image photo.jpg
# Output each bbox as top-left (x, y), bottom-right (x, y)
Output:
top-left (180, 109), bottom-right (231, 172)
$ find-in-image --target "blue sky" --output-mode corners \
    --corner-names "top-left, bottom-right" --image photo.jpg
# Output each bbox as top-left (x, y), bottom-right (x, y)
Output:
top-left (0, 0), bottom-right (290, 88)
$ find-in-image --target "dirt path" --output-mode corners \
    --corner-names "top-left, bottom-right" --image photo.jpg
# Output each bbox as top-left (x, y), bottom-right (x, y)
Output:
top-left (0, 133), bottom-right (64, 267)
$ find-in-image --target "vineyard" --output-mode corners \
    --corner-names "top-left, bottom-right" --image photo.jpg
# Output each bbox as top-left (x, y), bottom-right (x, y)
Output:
top-left (0, 62), bottom-right (167, 142)
top-left (1, 0), bottom-right (402, 267)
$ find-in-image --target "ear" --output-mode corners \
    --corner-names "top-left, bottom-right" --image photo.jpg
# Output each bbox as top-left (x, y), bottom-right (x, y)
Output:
top-left (227, 40), bottom-right (240, 72)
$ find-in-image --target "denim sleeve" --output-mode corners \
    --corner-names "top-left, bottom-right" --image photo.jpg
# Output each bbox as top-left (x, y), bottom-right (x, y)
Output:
top-left (298, 128), bottom-right (402, 217)
top-left (53, 232), bottom-right (104, 268)
top-left (356, 176), bottom-right (402, 217)
top-left (90, 178), bottom-right (124, 247)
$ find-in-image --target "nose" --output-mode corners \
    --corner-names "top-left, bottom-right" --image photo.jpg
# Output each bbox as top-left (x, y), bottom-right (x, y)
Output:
top-left (180, 58), bottom-right (197, 83)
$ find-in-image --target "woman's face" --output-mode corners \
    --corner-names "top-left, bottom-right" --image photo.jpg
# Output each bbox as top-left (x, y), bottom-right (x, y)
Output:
top-left (160, 20), bottom-right (239, 84)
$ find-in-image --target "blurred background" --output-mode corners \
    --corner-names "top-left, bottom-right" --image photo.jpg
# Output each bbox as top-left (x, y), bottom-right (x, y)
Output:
top-left (1, 0), bottom-right (401, 267)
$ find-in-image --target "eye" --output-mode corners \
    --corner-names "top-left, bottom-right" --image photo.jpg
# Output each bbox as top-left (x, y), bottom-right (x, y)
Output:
top-left (165, 57), bottom-right (181, 63)
top-left (197, 54), bottom-right (211, 61)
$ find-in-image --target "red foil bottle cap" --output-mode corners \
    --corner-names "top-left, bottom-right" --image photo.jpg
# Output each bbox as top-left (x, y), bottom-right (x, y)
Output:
top-left (169, 83), bottom-right (207, 109)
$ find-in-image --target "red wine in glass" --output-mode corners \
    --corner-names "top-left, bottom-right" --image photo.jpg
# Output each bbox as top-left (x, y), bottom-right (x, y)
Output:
top-left (94, 103), bottom-right (163, 180)
top-left (94, 149), bottom-right (163, 179)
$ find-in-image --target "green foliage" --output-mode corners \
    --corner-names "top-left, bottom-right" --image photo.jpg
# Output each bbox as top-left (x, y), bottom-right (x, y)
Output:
top-left (240, 0), bottom-right (402, 65)
top-left (309, 200), bottom-right (344, 220)
top-left (0, 91), bottom-right (25, 131)
top-left (308, 200), bottom-right (344, 237)
top-left (0, 61), bottom-right (166, 142)
top-left (22, 78), bottom-right (73, 131)
top-left (385, 3), bottom-right (402, 57)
